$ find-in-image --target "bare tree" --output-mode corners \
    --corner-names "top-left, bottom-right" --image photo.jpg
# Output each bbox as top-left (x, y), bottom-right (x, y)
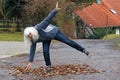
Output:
top-left (22, 0), bottom-right (53, 22)
top-left (0, 0), bottom-right (6, 19)
top-left (22, 0), bottom-right (95, 38)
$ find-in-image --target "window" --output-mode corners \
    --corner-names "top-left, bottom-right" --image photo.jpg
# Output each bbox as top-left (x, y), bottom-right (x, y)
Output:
top-left (110, 9), bottom-right (117, 14)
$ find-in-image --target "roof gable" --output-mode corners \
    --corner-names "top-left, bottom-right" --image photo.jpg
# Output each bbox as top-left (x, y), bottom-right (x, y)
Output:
top-left (75, 0), bottom-right (120, 28)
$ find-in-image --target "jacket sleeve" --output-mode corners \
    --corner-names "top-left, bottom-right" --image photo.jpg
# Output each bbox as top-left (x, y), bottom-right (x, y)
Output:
top-left (35, 9), bottom-right (58, 30)
top-left (43, 9), bottom-right (58, 23)
top-left (29, 43), bottom-right (37, 62)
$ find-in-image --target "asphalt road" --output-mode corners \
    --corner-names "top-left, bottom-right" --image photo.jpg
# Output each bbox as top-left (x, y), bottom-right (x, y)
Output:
top-left (0, 39), bottom-right (120, 80)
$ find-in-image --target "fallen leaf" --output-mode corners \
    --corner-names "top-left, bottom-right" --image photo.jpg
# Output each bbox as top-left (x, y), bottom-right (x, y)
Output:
top-left (10, 64), bottom-right (104, 77)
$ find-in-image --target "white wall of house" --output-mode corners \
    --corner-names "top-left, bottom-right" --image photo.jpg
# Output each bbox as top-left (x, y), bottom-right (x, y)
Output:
top-left (115, 28), bottom-right (120, 34)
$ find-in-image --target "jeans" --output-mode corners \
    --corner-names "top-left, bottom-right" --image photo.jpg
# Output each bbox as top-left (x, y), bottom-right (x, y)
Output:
top-left (42, 30), bottom-right (85, 66)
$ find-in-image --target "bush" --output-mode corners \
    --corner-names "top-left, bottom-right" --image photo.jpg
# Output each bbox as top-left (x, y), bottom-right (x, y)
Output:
top-left (88, 28), bottom-right (115, 39)
top-left (0, 28), bottom-right (9, 32)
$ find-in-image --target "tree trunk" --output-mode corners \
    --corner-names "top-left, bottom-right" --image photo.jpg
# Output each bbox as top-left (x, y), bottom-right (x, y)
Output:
top-left (0, 0), bottom-right (7, 20)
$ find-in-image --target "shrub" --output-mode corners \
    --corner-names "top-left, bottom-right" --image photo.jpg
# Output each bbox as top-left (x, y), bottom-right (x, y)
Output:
top-left (88, 28), bottom-right (115, 39)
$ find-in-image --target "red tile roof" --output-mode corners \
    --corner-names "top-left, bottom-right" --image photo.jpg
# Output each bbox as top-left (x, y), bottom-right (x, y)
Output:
top-left (75, 0), bottom-right (120, 28)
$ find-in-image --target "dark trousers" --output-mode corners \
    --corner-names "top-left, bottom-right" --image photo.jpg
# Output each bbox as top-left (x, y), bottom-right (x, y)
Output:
top-left (42, 30), bottom-right (85, 66)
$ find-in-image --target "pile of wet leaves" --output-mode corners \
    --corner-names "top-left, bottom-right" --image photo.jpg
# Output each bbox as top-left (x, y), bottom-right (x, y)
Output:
top-left (11, 64), bottom-right (104, 77)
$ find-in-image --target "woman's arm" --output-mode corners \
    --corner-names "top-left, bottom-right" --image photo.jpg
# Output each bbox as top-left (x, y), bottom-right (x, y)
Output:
top-left (25, 43), bottom-right (36, 70)
top-left (43, 2), bottom-right (60, 22)
top-left (29, 43), bottom-right (37, 62)
top-left (35, 2), bottom-right (60, 31)
top-left (43, 9), bottom-right (58, 22)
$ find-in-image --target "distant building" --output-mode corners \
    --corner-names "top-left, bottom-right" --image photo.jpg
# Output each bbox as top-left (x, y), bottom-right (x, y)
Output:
top-left (74, 0), bottom-right (120, 36)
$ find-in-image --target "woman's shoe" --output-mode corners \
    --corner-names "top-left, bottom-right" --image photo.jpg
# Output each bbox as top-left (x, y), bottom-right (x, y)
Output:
top-left (46, 65), bottom-right (52, 72)
top-left (83, 50), bottom-right (89, 56)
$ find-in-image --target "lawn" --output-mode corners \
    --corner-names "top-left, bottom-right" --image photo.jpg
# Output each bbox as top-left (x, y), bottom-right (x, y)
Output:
top-left (0, 32), bottom-right (120, 42)
top-left (0, 32), bottom-right (23, 41)
top-left (103, 34), bottom-right (120, 39)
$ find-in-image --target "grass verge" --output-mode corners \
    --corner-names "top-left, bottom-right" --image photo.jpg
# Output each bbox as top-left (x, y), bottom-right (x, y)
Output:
top-left (0, 32), bottom-right (23, 41)
top-left (103, 34), bottom-right (120, 50)
top-left (103, 34), bottom-right (120, 40)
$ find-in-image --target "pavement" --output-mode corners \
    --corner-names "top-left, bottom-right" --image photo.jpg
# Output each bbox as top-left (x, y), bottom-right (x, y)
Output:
top-left (0, 39), bottom-right (120, 80)
top-left (0, 41), bottom-right (42, 58)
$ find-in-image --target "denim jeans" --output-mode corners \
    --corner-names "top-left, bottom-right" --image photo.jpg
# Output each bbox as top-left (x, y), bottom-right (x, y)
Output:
top-left (42, 30), bottom-right (85, 66)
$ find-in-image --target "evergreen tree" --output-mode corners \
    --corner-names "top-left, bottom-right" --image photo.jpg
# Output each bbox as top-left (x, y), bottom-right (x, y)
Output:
top-left (2, 0), bottom-right (26, 19)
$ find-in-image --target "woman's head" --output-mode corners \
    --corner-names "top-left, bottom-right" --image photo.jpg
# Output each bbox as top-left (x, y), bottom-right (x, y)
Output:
top-left (24, 27), bottom-right (39, 45)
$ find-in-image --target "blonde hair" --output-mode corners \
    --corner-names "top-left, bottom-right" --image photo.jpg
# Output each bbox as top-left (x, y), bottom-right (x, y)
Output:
top-left (24, 27), bottom-right (39, 46)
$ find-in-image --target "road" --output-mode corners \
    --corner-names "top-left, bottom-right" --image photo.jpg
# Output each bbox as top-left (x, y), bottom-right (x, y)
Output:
top-left (0, 39), bottom-right (120, 80)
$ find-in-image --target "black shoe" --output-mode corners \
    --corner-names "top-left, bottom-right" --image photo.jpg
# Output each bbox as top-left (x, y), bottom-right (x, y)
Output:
top-left (83, 50), bottom-right (89, 56)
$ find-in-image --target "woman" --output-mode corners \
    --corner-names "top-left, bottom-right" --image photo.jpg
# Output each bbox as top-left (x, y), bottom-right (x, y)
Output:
top-left (24, 2), bottom-right (89, 71)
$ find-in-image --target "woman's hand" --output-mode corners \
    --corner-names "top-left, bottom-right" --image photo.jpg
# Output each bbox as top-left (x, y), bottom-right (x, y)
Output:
top-left (55, 2), bottom-right (61, 10)
top-left (25, 62), bottom-right (32, 71)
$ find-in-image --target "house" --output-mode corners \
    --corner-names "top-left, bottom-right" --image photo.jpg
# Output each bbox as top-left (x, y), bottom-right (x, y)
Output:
top-left (74, 0), bottom-right (120, 37)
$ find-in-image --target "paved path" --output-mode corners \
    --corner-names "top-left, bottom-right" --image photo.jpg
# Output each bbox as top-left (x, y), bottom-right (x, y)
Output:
top-left (0, 39), bottom-right (120, 80)
top-left (0, 41), bottom-right (42, 58)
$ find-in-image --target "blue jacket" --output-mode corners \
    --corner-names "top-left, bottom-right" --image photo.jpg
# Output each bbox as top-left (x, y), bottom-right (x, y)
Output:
top-left (29, 9), bottom-right (59, 62)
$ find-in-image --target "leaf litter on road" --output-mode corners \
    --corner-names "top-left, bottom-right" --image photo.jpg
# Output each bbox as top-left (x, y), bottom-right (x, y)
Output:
top-left (10, 64), bottom-right (105, 77)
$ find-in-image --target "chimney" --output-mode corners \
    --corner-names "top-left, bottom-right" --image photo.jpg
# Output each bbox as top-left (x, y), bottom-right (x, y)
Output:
top-left (96, 0), bottom-right (102, 4)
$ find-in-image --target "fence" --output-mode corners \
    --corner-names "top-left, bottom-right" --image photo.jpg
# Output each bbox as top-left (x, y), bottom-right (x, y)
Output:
top-left (0, 20), bottom-right (35, 32)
